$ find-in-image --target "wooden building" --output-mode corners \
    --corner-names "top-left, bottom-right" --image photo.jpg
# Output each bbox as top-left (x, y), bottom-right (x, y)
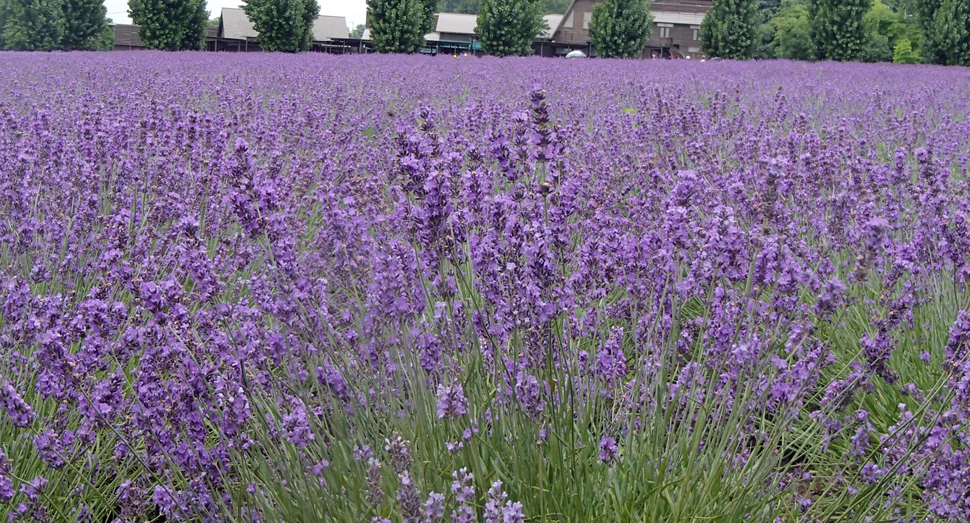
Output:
top-left (111, 9), bottom-right (351, 53)
top-left (213, 8), bottom-right (350, 52)
top-left (549, 0), bottom-right (711, 59)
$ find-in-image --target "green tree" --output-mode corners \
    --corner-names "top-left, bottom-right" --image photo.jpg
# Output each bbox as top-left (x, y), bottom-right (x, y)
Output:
top-left (440, 0), bottom-right (479, 13)
top-left (0, 0), bottom-right (9, 49)
top-left (350, 23), bottom-right (365, 38)
top-left (242, 0), bottom-right (320, 52)
top-left (476, 0), bottom-right (542, 56)
top-left (419, 0), bottom-right (437, 34)
top-left (807, 0), bottom-right (871, 61)
top-left (367, 0), bottom-right (426, 53)
top-left (95, 19), bottom-right (114, 50)
top-left (542, 0), bottom-right (569, 13)
top-left (1, 0), bottom-right (65, 50)
top-left (699, 0), bottom-right (761, 59)
top-left (860, 0), bottom-right (914, 62)
top-left (760, 0), bottom-right (782, 18)
top-left (892, 37), bottom-right (919, 62)
top-left (61, 0), bottom-right (109, 50)
top-left (588, 0), bottom-right (653, 58)
top-left (917, 0), bottom-right (970, 66)
top-left (129, 0), bottom-right (208, 50)
top-left (767, 0), bottom-right (812, 60)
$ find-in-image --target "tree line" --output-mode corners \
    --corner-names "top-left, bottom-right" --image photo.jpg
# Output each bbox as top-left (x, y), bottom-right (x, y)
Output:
top-left (703, 0), bottom-right (970, 65)
top-left (0, 0), bottom-right (113, 50)
top-left (1, 0), bottom-right (966, 64)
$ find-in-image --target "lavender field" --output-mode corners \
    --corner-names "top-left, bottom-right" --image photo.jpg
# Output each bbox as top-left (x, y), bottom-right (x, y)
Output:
top-left (1, 52), bottom-right (969, 522)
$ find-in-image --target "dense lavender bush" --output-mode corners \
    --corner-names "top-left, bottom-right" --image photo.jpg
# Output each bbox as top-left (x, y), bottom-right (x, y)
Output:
top-left (0, 52), bottom-right (969, 522)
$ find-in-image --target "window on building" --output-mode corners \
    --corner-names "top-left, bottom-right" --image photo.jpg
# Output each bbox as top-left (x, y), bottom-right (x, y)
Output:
top-left (583, 12), bottom-right (592, 30)
top-left (564, 11), bottom-right (573, 28)
top-left (692, 28), bottom-right (699, 41)
top-left (660, 27), bottom-right (670, 38)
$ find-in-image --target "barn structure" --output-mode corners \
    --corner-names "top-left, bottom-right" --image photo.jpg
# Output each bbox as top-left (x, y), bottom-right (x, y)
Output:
top-left (548, 0), bottom-right (711, 59)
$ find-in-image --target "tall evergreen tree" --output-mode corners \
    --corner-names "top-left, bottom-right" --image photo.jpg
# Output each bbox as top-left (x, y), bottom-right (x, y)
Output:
top-left (367, 0), bottom-right (426, 53)
top-left (807, 0), bottom-right (871, 61)
top-left (61, 0), bottom-right (109, 50)
top-left (419, 0), bottom-right (437, 34)
top-left (917, 0), bottom-right (970, 66)
top-left (440, 0), bottom-right (477, 13)
top-left (0, 0), bottom-right (8, 49)
top-left (892, 37), bottom-right (920, 63)
top-left (588, 0), bottom-right (653, 58)
top-left (129, 0), bottom-right (208, 50)
top-left (766, 0), bottom-right (812, 60)
top-left (476, 0), bottom-right (542, 56)
top-left (700, 0), bottom-right (760, 59)
top-left (760, 0), bottom-right (782, 19)
top-left (1, 0), bottom-right (65, 50)
top-left (242, 0), bottom-right (320, 52)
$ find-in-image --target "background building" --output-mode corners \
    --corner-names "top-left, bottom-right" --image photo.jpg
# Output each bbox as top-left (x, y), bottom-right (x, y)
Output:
top-left (549, 0), bottom-right (711, 58)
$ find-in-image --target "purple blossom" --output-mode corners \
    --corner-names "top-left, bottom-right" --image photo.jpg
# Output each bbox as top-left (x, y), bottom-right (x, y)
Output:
top-left (436, 383), bottom-right (468, 420)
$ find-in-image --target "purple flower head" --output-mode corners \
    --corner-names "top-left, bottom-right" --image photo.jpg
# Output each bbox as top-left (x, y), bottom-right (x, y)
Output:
top-left (353, 445), bottom-right (374, 461)
top-left (599, 436), bottom-right (619, 464)
top-left (1, 381), bottom-right (35, 428)
top-left (436, 383), bottom-right (468, 420)
top-left (423, 491), bottom-right (445, 522)
top-left (451, 467), bottom-right (475, 504)
top-left (397, 472), bottom-right (422, 523)
top-left (366, 458), bottom-right (383, 506)
top-left (385, 433), bottom-right (413, 474)
top-left (946, 310), bottom-right (970, 360)
top-left (20, 476), bottom-right (48, 502)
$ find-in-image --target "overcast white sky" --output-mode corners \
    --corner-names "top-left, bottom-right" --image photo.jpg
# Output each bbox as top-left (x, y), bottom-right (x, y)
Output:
top-left (103, 0), bottom-right (368, 31)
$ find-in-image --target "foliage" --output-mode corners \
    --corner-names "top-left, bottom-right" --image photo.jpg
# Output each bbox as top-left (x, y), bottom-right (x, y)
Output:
top-left (588, 0), bottom-right (653, 58)
top-left (861, 0), bottom-right (921, 62)
top-left (760, 0), bottom-right (781, 19)
top-left (419, 0), bottom-right (437, 34)
top-left (476, 0), bottom-right (542, 56)
top-left (0, 0), bottom-right (64, 51)
top-left (94, 18), bottom-right (114, 50)
top-left (350, 23), bottom-right (366, 38)
top-left (367, 0), bottom-right (426, 53)
top-left (917, 0), bottom-right (970, 66)
top-left (892, 37), bottom-right (920, 63)
top-left (60, 0), bottom-right (108, 50)
top-left (441, 0), bottom-right (477, 13)
top-left (242, 0), bottom-right (320, 52)
top-left (700, 0), bottom-right (761, 59)
top-left (128, 0), bottom-right (208, 50)
top-left (807, 0), bottom-right (872, 61)
top-left (0, 0), bottom-right (8, 49)
top-left (766, 0), bottom-right (812, 60)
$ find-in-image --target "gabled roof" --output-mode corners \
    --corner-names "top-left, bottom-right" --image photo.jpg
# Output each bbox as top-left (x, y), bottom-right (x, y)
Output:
top-left (219, 8), bottom-right (349, 42)
top-left (435, 13), bottom-right (478, 35)
top-left (220, 8), bottom-right (257, 40)
top-left (549, 0), bottom-right (578, 41)
top-left (313, 15), bottom-right (350, 41)
top-left (539, 14), bottom-right (562, 39)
